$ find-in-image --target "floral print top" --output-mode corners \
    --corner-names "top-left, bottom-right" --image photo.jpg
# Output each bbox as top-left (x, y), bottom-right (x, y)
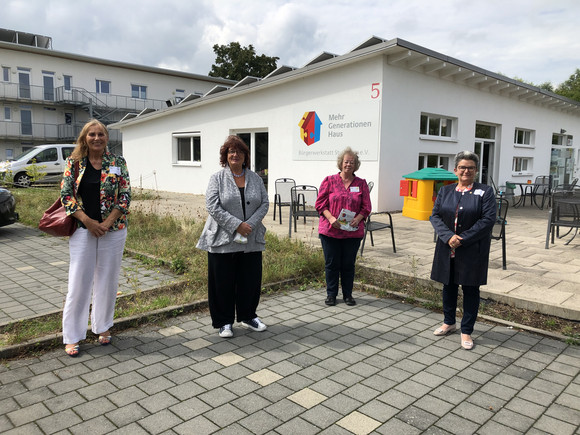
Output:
top-left (60, 152), bottom-right (131, 231)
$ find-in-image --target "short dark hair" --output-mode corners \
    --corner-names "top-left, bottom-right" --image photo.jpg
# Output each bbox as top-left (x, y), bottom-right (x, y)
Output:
top-left (454, 150), bottom-right (479, 168)
top-left (219, 135), bottom-right (250, 167)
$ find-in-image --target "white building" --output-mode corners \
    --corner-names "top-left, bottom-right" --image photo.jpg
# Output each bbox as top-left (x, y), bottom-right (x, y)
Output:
top-left (0, 28), bottom-right (234, 160)
top-left (114, 36), bottom-right (580, 212)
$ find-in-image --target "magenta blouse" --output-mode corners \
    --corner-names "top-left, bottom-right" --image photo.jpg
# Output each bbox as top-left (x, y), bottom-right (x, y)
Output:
top-left (315, 173), bottom-right (372, 239)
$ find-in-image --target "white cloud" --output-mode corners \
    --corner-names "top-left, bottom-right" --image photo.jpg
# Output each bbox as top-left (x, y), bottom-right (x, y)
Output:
top-left (2, 0), bottom-right (579, 86)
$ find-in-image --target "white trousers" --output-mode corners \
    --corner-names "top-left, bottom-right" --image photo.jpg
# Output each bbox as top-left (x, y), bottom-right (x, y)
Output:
top-left (62, 227), bottom-right (127, 344)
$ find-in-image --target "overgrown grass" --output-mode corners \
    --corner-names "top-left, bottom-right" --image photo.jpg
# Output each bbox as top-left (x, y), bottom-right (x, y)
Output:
top-left (1, 187), bottom-right (325, 346)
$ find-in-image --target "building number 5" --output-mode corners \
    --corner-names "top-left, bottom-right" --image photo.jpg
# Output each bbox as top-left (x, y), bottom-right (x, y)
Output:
top-left (371, 83), bottom-right (380, 99)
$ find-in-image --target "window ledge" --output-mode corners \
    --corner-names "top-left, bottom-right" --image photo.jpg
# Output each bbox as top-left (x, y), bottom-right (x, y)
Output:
top-left (513, 144), bottom-right (535, 149)
top-left (172, 162), bottom-right (201, 167)
top-left (419, 135), bottom-right (457, 143)
top-left (511, 172), bottom-right (533, 177)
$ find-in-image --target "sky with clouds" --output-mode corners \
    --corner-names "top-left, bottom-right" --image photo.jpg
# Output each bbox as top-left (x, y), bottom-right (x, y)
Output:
top-left (3, 0), bottom-right (580, 87)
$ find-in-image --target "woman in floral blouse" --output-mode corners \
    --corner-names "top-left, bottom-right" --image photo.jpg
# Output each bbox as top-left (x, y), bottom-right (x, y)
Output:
top-left (60, 119), bottom-right (131, 357)
top-left (315, 147), bottom-right (371, 307)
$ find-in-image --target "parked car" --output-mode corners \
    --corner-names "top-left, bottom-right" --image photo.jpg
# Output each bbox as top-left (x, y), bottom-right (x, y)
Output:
top-left (0, 187), bottom-right (18, 227)
top-left (0, 144), bottom-right (75, 187)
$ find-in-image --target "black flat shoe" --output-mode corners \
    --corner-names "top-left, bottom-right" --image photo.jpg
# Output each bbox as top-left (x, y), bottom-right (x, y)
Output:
top-left (325, 295), bottom-right (337, 306)
top-left (344, 296), bottom-right (356, 306)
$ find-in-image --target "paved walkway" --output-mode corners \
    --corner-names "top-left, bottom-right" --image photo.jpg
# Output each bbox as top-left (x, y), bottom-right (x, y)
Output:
top-left (1, 288), bottom-right (579, 434)
top-left (265, 202), bottom-right (580, 321)
top-left (0, 224), bottom-right (177, 326)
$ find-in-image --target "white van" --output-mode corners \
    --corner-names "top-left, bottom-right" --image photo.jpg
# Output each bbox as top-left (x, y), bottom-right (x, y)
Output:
top-left (0, 144), bottom-right (75, 187)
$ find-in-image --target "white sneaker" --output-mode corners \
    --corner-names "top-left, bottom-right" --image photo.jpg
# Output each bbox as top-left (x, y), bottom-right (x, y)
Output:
top-left (240, 317), bottom-right (267, 332)
top-left (219, 324), bottom-right (233, 338)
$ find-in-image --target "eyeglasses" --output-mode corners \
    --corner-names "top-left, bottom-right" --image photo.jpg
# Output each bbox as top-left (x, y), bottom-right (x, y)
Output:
top-left (228, 149), bottom-right (243, 155)
top-left (457, 166), bottom-right (476, 172)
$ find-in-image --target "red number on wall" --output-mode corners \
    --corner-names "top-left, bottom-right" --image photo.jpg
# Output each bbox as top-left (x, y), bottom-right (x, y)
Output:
top-left (371, 83), bottom-right (380, 99)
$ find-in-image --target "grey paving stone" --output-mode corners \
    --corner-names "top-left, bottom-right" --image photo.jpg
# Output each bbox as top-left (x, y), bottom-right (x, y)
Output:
top-left (300, 404), bottom-right (342, 429)
top-left (13, 386), bottom-right (55, 407)
top-left (358, 399), bottom-right (399, 423)
top-left (491, 407), bottom-right (535, 432)
top-left (77, 380), bottom-right (118, 401)
top-left (320, 393), bottom-right (362, 415)
top-left (72, 396), bottom-right (116, 421)
top-left (168, 396), bottom-right (211, 420)
top-left (376, 417), bottom-right (422, 434)
top-left (138, 391), bottom-right (180, 413)
top-left (6, 402), bottom-right (51, 428)
top-left (198, 386), bottom-right (238, 408)
top-left (441, 410), bottom-right (491, 435)
top-left (165, 380), bottom-right (206, 401)
top-left (545, 402), bottom-right (580, 426)
top-left (477, 419), bottom-right (523, 435)
top-left (452, 400), bottom-right (495, 425)
top-left (69, 415), bottom-right (118, 435)
top-left (413, 395), bottom-right (455, 418)
top-left (106, 402), bottom-right (149, 428)
top-left (396, 406), bottom-right (439, 431)
top-left (36, 409), bottom-right (83, 434)
top-left (532, 414), bottom-right (577, 435)
top-left (108, 385), bottom-right (148, 407)
top-left (265, 398), bottom-right (304, 422)
top-left (136, 375), bottom-right (176, 395)
top-left (137, 409), bottom-right (183, 434)
top-left (394, 379), bottom-right (432, 399)
top-left (274, 416), bottom-right (320, 435)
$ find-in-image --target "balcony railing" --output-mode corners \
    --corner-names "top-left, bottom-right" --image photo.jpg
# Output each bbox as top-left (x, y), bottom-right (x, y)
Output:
top-left (0, 82), bottom-right (166, 111)
top-left (0, 120), bottom-right (121, 143)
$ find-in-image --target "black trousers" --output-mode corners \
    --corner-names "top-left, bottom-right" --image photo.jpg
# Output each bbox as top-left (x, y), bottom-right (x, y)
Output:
top-left (443, 259), bottom-right (480, 335)
top-left (319, 234), bottom-right (362, 298)
top-left (207, 251), bottom-right (262, 329)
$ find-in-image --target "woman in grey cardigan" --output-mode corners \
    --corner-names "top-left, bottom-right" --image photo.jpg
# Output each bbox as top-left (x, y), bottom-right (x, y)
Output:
top-left (197, 135), bottom-right (269, 338)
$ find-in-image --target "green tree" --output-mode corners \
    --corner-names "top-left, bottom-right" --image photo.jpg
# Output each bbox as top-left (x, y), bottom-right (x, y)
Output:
top-left (555, 68), bottom-right (580, 102)
top-left (209, 42), bottom-right (279, 81)
top-left (512, 76), bottom-right (554, 92)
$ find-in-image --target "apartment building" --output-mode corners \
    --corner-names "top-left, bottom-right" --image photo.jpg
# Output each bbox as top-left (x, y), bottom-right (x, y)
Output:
top-left (0, 28), bottom-right (234, 160)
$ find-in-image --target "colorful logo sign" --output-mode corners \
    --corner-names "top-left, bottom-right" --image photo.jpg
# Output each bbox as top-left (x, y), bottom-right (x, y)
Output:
top-left (298, 111), bottom-right (322, 146)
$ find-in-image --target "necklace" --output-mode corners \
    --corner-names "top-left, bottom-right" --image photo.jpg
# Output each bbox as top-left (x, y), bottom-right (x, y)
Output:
top-left (232, 168), bottom-right (245, 178)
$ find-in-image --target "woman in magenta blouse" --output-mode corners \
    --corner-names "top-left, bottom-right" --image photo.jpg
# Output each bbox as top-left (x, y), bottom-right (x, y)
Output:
top-left (315, 147), bottom-right (372, 306)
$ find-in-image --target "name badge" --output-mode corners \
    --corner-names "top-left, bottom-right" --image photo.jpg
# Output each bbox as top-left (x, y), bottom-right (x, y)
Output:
top-left (110, 166), bottom-right (121, 175)
top-left (350, 186), bottom-right (360, 193)
top-left (474, 189), bottom-right (485, 197)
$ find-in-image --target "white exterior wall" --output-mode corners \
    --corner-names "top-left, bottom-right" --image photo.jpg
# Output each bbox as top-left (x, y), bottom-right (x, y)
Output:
top-left (120, 49), bottom-right (580, 212)
top-left (377, 60), bottom-right (579, 211)
top-left (122, 57), bottom-right (385, 207)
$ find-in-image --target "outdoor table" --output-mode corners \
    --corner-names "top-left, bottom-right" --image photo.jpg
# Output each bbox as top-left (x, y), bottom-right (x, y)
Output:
top-left (545, 196), bottom-right (580, 248)
top-left (508, 181), bottom-right (548, 209)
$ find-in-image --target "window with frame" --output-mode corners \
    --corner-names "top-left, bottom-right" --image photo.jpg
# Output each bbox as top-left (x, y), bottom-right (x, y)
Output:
top-left (175, 89), bottom-right (185, 103)
top-left (2, 66), bottom-right (10, 82)
top-left (131, 84), bottom-right (147, 99)
top-left (4, 107), bottom-right (11, 121)
top-left (174, 134), bottom-right (201, 164)
top-left (418, 154), bottom-right (451, 170)
top-left (514, 128), bottom-right (534, 147)
top-left (420, 114), bottom-right (454, 138)
top-left (512, 157), bottom-right (532, 173)
top-left (64, 75), bottom-right (72, 91)
top-left (96, 79), bottom-right (111, 94)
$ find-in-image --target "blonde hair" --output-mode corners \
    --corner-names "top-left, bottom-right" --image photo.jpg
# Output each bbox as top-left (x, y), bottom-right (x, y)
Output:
top-left (70, 119), bottom-right (109, 161)
top-left (336, 147), bottom-right (361, 172)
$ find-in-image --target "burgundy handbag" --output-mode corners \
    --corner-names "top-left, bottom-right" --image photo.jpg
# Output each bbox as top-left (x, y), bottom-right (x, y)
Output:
top-left (38, 162), bottom-right (79, 237)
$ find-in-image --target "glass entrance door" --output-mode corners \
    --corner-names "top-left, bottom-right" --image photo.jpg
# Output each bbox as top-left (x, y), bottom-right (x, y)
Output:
top-left (474, 141), bottom-right (494, 185)
top-left (550, 147), bottom-right (575, 187)
top-left (236, 132), bottom-right (269, 189)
